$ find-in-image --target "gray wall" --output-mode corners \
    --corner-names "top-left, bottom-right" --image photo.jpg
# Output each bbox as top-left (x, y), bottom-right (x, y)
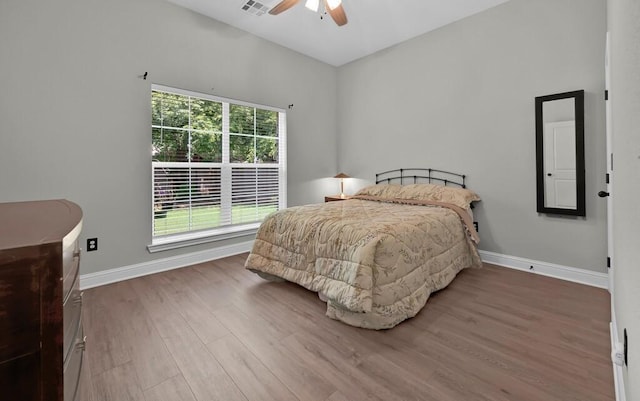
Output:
top-left (0, 0), bottom-right (338, 275)
top-left (337, 0), bottom-right (608, 272)
top-left (609, 0), bottom-right (640, 396)
top-left (0, 0), bottom-right (611, 277)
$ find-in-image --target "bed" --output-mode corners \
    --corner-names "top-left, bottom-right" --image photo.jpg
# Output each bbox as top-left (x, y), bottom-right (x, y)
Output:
top-left (245, 168), bottom-right (482, 329)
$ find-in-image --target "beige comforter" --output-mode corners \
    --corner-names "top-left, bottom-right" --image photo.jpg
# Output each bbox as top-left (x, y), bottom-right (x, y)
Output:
top-left (245, 197), bottom-right (481, 329)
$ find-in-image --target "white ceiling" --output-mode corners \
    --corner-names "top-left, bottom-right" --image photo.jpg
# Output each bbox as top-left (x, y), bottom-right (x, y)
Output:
top-left (166, 0), bottom-right (510, 66)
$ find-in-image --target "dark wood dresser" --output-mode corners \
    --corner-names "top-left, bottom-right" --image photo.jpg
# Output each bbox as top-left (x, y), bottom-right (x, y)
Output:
top-left (0, 200), bottom-right (85, 401)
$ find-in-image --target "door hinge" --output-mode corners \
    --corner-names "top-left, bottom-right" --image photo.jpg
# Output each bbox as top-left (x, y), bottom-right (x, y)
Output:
top-left (624, 329), bottom-right (628, 366)
top-left (606, 173), bottom-right (610, 184)
top-left (605, 90), bottom-right (609, 101)
top-left (607, 257), bottom-right (611, 268)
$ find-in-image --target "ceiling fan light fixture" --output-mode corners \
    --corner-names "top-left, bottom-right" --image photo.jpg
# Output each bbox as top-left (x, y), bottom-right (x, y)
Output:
top-left (269, 0), bottom-right (347, 26)
top-left (326, 0), bottom-right (342, 11)
top-left (304, 0), bottom-right (319, 12)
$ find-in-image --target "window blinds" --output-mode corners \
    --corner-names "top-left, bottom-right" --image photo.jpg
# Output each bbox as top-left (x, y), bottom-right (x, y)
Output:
top-left (151, 85), bottom-right (286, 241)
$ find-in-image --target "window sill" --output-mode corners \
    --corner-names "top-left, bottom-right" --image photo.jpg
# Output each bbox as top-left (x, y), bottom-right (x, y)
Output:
top-left (147, 223), bottom-right (260, 253)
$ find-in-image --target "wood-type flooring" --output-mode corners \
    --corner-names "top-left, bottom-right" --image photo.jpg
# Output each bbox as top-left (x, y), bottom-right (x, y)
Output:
top-left (78, 254), bottom-right (614, 401)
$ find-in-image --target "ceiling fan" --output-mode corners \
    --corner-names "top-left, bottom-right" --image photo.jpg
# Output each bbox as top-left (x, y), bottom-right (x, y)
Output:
top-left (269, 0), bottom-right (348, 26)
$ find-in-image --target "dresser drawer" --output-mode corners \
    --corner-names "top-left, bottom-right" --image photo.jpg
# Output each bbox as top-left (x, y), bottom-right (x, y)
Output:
top-left (62, 240), bottom-right (80, 300)
top-left (63, 272), bottom-right (82, 362)
top-left (64, 322), bottom-right (84, 401)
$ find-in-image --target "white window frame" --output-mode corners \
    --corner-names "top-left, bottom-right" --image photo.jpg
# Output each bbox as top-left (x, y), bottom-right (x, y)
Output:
top-left (148, 84), bottom-right (287, 253)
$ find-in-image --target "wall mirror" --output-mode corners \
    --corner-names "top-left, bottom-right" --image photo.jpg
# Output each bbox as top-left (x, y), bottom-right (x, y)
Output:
top-left (535, 90), bottom-right (585, 216)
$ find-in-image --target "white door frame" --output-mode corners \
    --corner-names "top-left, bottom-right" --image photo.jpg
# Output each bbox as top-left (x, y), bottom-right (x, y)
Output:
top-left (605, 32), bottom-right (614, 294)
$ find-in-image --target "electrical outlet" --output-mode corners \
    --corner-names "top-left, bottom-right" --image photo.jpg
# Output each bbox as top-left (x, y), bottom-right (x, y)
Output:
top-left (612, 342), bottom-right (625, 366)
top-left (87, 238), bottom-right (98, 252)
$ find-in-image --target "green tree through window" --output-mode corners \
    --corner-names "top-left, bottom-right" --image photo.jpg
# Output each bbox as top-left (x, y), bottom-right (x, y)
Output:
top-left (151, 86), bottom-right (285, 240)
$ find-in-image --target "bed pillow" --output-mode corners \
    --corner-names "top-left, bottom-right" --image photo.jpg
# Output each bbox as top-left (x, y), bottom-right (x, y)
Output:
top-left (354, 184), bottom-right (404, 198)
top-left (355, 183), bottom-right (480, 209)
top-left (397, 184), bottom-right (481, 208)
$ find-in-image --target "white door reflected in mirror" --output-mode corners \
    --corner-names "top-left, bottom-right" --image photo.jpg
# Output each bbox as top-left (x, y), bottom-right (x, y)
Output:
top-left (543, 120), bottom-right (576, 208)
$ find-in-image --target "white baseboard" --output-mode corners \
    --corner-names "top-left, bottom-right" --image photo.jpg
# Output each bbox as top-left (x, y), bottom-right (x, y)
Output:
top-left (79, 240), bottom-right (254, 290)
top-left (611, 302), bottom-right (627, 401)
top-left (479, 250), bottom-right (609, 289)
top-left (79, 244), bottom-right (607, 291)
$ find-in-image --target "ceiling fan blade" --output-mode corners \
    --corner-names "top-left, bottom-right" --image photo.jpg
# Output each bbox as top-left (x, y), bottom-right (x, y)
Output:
top-left (269, 0), bottom-right (300, 15)
top-left (324, 0), bottom-right (348, 26)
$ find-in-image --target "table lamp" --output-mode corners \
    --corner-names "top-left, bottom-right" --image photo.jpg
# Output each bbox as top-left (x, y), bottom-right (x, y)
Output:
top-left (334, 173), bottom-right (350, 198)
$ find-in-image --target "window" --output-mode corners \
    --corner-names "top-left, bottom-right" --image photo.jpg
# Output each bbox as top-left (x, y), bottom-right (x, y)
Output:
top-left (149, 85), bottom-right (286, 251)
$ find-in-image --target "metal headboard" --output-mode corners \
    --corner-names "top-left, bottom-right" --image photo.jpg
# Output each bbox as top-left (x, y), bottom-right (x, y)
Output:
top-left (375, 168), bottom-right (467, 188)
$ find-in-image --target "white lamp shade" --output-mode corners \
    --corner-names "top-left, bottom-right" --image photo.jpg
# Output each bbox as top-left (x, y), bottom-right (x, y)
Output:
top-left (326, 0), bottom-right (342, 10)
top-left (305, 0), bottom-right (320, 11)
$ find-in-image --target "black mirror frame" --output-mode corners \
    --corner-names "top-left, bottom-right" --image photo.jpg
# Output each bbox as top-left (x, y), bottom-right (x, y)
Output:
top-left (535, 89), bottom-right (585, 216)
